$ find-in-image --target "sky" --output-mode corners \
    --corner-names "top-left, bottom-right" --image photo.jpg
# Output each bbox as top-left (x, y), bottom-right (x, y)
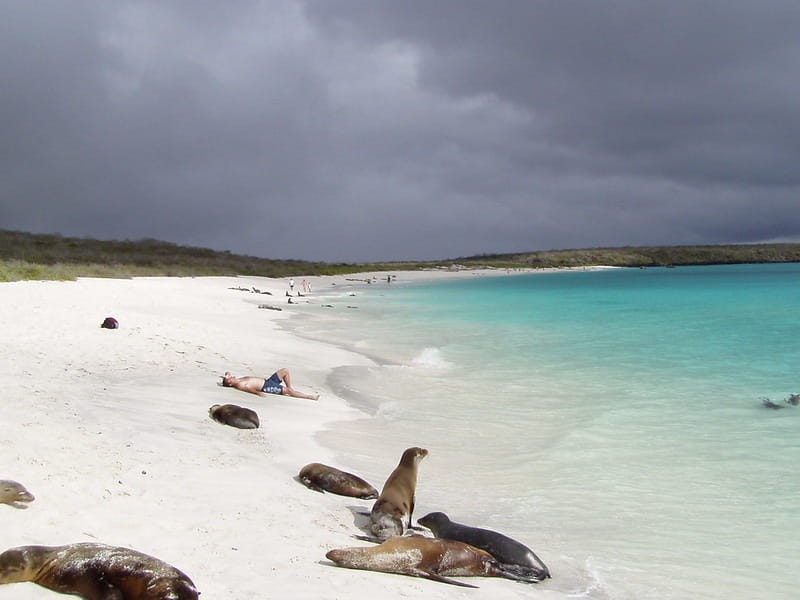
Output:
top-left (2, 1), bottom-right (800, 262)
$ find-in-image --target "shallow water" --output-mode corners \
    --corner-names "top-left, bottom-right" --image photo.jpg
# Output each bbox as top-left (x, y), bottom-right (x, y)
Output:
top-left (292, 264), bottom-right (800, 599)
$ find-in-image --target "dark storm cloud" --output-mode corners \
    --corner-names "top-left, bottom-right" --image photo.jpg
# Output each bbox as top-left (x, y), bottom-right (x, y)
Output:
top-left (2, 1), bottom-right (799, 261)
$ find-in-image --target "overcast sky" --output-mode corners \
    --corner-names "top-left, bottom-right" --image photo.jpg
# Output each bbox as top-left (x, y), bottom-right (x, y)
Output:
top-left (2, 1), bottom-right (800, 262)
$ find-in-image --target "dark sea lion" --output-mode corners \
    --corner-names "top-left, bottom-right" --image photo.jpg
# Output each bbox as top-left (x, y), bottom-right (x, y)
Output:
top-left (761, 398), bottom-right (785, 410)
top-left (209, 403), bottom-right (260, 429)
top-left (0, 480), bottom-right (35, 506)
top-left (326, 535), bottom-right (541, 587)
top-left (0, 543), bottom-right (198, 599)
top-left (298, 463), bottom-right (379, 499)
top-left (418, 511), bottom-right (550, 581)
top-left (370, 447), bottom-right (428, 540)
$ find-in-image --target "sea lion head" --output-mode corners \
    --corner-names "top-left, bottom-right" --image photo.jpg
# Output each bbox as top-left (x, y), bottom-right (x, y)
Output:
top-left (400, 447), bottom-right (428, 466)
top-left (324, 548), bottom-right (350, 564)
top-left (0, 480), bottom-right (35, 505)
top-left (0, 546), bottom-right (41, 582)
top-left (208, 404), bottom-right (221, 416)
top-left (417, 511), bottom-right (450, 533)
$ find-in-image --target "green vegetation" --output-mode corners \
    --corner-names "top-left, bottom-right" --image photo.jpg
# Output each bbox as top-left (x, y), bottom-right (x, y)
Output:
top-left (0, 230), bottom-right (427, 282)
top-left (475, 244), bottom-right (800, 269)
top-left (2, 229), bottom-right (800, 282)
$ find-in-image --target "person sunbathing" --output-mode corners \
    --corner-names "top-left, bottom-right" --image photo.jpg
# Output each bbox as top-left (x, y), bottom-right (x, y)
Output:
top-left (221, 368), bottom-right (319, 400)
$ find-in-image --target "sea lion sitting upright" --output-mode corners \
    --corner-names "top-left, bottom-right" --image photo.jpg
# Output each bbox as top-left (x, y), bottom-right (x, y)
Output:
top-left (0, 480), bottom-right (35, 506)
top-left (0, 542), bottom-right (198, 600)
top-left (209, 403), bottom-right (260, 429)
top-left (326, 535), bottom-right (541, 587)
top-left (418, 511), bottom-right (550, 581)
top-left (369, 447), bottom-right (428, 540)
top-left (298, 463), bottom-right (379, 499)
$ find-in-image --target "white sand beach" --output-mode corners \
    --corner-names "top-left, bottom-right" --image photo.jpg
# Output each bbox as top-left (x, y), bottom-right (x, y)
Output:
top-left (0, 270), bottom-right (551, 599)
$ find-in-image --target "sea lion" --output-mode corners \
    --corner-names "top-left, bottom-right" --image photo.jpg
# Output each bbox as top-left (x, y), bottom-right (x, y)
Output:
top-left (0, 480), bottom-right (35, 506)
top-left (369, 447), bottom-right (428, 540)
top-left (209, 403), bottom-right (260, 429)
top-left (0, 542), bottom-right (198, 599)
top-left (418, 511), bottom-right (550, 581)
top-left (298, 463), bottom-right (379, 499)
top-left (762, 398), bottom-right (785, 409)
top-left (325, 535), bottom-right (541, 587)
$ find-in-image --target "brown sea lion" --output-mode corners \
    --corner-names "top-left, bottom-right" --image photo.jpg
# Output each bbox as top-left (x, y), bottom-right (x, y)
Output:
top-left (0, 543), bottom-right (198, 599)
top-left (0, 480), bottom-right (35, 506)
top-left (209, 403), bottom-right (260, 429)
top-left (298, 463), bottom-right (379, 499)
top-left (418, 511), bottom-right (550, 581)
top-left (325, 535), bottom-right (540, 587)
top-left (369, 447), bottom-right (428, 540)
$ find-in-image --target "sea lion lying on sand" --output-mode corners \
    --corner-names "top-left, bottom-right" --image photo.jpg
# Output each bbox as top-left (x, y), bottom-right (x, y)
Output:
top-left (0, 542), bottom-right (198, 599)
top-left (298, 463), bottom-right (378, 499)
top-left (418, 511), bottom-right (550, 581)
top-left (209, 403), bottom-right (260, 429)
top-left (326, 535), bottom-right (541, 587)
top-left (0, 480), bottom-right (34, 506)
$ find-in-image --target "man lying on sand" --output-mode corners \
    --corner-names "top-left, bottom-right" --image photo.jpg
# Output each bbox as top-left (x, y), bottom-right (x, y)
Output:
top-left (221, 368), bottom-right (319, 401)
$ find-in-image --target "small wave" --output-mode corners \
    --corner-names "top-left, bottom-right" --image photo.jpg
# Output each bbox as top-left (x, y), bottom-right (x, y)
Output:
top-left (410, 347), bottom-right (451, 369)
top-left (375, 401), bottom-right (401, 419)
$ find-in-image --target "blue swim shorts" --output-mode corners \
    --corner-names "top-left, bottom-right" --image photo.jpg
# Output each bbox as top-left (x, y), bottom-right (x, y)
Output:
top-left (261, 372), bottom-right (283, 395)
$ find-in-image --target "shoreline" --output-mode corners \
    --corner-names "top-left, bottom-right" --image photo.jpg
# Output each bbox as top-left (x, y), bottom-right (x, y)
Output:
top-left (0, 269), bottom-right (563, 599)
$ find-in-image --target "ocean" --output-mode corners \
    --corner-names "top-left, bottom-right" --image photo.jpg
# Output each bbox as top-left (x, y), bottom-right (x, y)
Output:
top-left (291, 264), bottom-right (800, 599)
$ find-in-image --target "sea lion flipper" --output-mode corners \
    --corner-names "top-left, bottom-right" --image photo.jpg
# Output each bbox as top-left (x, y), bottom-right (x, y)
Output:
top-left (352, 535), bottom-right (382, 543)
top-left (412, 568), bottom-right (477, 588)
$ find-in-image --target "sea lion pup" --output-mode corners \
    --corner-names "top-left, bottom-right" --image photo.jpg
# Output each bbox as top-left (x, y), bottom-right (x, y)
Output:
top-left (325, 535), bottom-right (541, 587)
top-left (0, 480), bottom-right (35, 506)
top-left (209, 403), bottom-right (260, 429)
top-left (418, 511), bottom-right (550, 581)
top-left (0, 542), bottom-right (199, 599)
top-left (369, 447), bottom-right (428, 540)
top-left (298, 463), bottom-right (379, 499)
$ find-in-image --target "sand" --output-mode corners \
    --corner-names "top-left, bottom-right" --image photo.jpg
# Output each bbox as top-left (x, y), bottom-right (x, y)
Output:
top-left (0, 270), bottom-right (553, 599)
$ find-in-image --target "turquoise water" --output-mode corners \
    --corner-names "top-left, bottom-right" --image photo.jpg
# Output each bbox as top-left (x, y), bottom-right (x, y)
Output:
top-left (294, 264), bottom-right (800, 599)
